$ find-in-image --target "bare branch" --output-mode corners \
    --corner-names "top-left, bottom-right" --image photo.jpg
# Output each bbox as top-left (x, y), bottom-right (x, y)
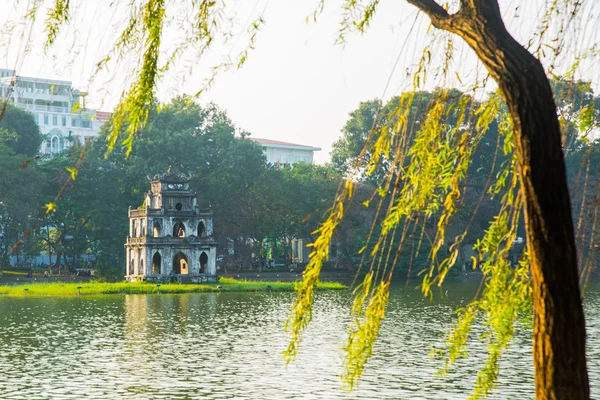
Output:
top-left (406, 0), bottom-right (457, 31)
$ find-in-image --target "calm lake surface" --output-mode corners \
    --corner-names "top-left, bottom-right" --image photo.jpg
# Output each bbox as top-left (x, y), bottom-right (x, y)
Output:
top-left (1, 281), bottom-right (599, 399)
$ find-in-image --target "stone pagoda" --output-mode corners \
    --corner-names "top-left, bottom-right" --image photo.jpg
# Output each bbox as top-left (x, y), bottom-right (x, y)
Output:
top-left (125, 171), bottom-right (218, 282)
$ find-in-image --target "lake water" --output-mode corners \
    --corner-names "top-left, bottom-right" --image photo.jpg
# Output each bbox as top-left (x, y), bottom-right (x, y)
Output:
top-left (0, 281), bottom-right (599, 399)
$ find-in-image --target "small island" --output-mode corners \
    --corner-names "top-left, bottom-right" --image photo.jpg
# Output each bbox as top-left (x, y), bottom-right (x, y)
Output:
top-left (0, 278), bottom-right (346, 297)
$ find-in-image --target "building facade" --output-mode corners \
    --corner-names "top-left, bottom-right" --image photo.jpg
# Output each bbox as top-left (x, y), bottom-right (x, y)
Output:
top-left (248, 137), bottom-right (321, 166)
top-left (0, 69), bottom-right (108, 154)
top-left (124, 172), bottom-right (218, 283)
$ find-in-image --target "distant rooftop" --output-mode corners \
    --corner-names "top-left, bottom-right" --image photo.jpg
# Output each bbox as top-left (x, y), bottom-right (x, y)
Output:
top-left (0, 69), bottom-right (72, 86)
top-left (96, 111), bottom-right (112, 121)
top-left (248, 137), bottom-right (321, 151)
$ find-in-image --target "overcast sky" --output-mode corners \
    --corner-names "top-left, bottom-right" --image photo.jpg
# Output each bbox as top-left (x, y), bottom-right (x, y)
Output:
top-left (2, 1), bottom-right (599, 163)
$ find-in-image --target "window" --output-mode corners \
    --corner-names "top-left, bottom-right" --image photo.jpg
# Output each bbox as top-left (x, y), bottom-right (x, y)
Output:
top-left (62, 116), bottom-right (66, 126)
top-left (199, 252), bottom-right (208, 273)
top-left (50, 136), bottom-right (58, 153)
top-left (173, 220), bottom-right (186, 238)
top-left (43, 114), bottom-right (48, 125)
top-left (52, 115), bottom-right (57, 126)
top-left (152, 252), bottom-right (161, 274)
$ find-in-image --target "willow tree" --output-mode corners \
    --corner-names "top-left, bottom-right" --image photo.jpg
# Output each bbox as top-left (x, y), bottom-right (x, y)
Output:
top-left (409, 1), bottom-right (589, 398)
top-left (285, 1), bottom-right (591, 399)
top-left (403, 3), bottom-right (588, 398)
top-left (5, 0), bottom-right (595, 399)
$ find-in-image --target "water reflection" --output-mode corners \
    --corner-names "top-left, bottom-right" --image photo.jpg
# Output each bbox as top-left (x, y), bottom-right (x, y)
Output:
top-left (0, 283), bottom-right (598, 399)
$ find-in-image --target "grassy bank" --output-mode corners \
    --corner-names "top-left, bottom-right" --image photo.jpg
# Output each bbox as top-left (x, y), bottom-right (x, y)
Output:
top-left (0, 277), bottom-right (346, 297)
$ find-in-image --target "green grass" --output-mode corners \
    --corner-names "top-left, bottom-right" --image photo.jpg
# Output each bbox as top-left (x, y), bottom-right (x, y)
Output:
top-left (0, 277), bottom-right (347, 297)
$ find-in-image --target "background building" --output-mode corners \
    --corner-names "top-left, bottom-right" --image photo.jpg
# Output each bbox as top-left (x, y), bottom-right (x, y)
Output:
top-left (0, 68), bottom-right (108, 154)
top-left (248, 137), bottom-right (321, 166)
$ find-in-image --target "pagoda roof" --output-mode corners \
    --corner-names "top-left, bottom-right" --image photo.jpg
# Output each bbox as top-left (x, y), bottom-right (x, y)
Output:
top-left (149, 171), bottom-right (191, 183)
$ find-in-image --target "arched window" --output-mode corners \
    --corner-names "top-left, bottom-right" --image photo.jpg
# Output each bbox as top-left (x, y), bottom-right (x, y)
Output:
top-left (153, 221), bottom-right (161, 237)
top-left (152, 252), bottom-right (161, 274)
top-left (48, 129), bottom-right (64, 154)
top-left (197, 221), bottom-right (206, 237)
top-left (51, 135), bottom-right (59, 153)
top-left (199, 252), bottom-right (208, 273)
top-left (173, 252), bottom-right (188, 274)
top-left (132, 220), bottom-right (137, 237)
top-left (173, 220), bottom-right (186, 238)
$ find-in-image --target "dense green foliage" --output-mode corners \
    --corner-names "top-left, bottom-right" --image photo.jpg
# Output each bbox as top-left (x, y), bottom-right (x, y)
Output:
top-left (0, 104), bottom-right (42, 157)
top-left (0, 96), bottom-right (365, 276)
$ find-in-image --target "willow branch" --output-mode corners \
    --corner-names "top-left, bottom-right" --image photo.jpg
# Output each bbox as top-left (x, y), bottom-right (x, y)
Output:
top-left (406, 0), bottom-right (461, 32)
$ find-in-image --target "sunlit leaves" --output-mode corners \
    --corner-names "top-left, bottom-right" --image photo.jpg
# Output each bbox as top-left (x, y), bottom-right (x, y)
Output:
top-left (107, 0), bottom-right (165, 156)
top-left (342, 272), bottom-right (390, 389)
top-left (284, 186), bottom-right (351, 363)
top-left (44, 0), bottom-right (70, 52)
top-left (65, 167), bottom-right (77, 180)
top-left (45, 202), bottom-right (57, 214)
top-left (337, 0), bottom-right (381, 43)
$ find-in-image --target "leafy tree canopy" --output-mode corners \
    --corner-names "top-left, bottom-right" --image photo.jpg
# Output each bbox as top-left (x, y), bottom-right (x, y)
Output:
top-left (0, 104), bottom-right (42, 157)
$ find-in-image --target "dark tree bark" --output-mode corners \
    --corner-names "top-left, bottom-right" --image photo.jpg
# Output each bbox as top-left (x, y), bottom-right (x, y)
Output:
top-left (407, 1), bottom-right (589, 399)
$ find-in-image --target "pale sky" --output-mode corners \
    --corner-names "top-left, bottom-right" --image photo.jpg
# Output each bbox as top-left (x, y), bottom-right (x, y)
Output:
top-left (2, 0), bottom-right (599, 163)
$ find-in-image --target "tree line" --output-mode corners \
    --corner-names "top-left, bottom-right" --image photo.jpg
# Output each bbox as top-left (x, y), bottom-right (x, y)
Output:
top-left (0, 97), bottom-right (368, 276)
top-left (1, 82), bottom-right (599, 279)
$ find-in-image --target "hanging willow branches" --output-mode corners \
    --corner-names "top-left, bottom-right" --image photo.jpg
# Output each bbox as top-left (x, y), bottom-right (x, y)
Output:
top-left (8, 0), bottom-right (600, 398)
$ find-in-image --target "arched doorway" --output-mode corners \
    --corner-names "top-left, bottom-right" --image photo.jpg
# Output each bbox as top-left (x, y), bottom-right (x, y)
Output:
top-left (199, 252), bottom-right (208, 273)
top-left (47, 129), bottom-right (64, 153)
top-left (198, 221), bottom-right (206, 237)
top-left (173, 252), bottom-right (188, 274)
top-left (152, 252), bottom-right (161, 274)
top-left (173, 220), bottom-right (186, 237)
top-left (153, 222), bottom-right (161, 237)
top-left (129, 250), bottom-right (134, 275)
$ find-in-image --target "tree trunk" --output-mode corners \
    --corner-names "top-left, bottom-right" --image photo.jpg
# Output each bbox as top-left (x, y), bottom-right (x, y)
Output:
top-left (407, 1), bottom-right (589, 398)
top-left (54, 251), bottom-right (62, 272)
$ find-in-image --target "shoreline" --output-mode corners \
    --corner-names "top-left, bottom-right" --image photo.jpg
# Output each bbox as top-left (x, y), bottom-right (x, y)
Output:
top-left (0, 278), bottom-right (346, 297)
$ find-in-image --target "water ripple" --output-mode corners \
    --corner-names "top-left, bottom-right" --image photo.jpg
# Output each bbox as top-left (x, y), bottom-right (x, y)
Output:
top-left (0, 283), bottom-right (598, 399)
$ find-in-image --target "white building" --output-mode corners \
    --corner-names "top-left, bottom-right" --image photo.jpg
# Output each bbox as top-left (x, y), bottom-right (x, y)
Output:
top-left (248, 137), bottom-right (321, 166)
top-left (0, 69), bottom-right (108, 154)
